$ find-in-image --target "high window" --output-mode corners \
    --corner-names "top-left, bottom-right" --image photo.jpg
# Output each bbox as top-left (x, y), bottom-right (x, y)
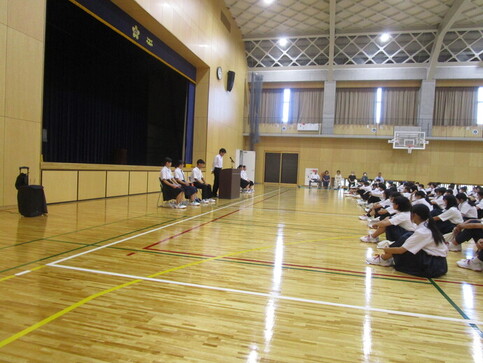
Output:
top-left (282, 88), bottom-right (291, 123)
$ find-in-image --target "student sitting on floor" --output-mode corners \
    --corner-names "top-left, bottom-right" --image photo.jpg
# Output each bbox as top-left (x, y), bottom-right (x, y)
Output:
top-left (412, 191), bottom-right (433, 211)
top-left (360, 196), bottom-right (415, 243)
top-left (456, 192), bottom-right (478, 220)
top-left (456, 237), bottom-right (483, 272)
top-left (160, 157), bottom-right (186, 209)
top-left (447, 218), bottom-right (483, 254)
top-left (366, 204), bottom-right (448, 278)
top-left (191, 159), bottom-right (215, 203)
top-left (430, 187), bottom-right (446, 212)
top-left (173, 160), bottom-right (201, 206)
top-left (432, 195), bottom-right (464, 234)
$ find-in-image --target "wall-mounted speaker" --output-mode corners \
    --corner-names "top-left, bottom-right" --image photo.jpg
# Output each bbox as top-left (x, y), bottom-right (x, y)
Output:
top-left (227, 70), bottom-right (235, 92)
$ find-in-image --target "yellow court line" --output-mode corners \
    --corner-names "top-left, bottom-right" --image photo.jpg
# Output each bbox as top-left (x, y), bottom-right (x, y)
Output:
top-left (0, 266), bottom-right (45, 283)
top-left (0, 235), bottom-right (352, 348)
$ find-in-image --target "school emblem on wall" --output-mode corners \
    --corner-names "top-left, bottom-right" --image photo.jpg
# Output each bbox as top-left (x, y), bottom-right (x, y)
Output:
top-left (132, 25), bottom-right (140, 40)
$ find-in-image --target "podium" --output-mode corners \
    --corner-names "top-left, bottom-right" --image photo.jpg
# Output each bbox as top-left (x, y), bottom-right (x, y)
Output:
top-left (219, 169), bottom-right (241, 199)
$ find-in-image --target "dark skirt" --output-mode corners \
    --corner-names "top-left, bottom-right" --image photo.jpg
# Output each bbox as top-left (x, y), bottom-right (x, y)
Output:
top-left (392, 232), bottom-right (448, 278)
top-left (162, 183), bottom-right (183, 199)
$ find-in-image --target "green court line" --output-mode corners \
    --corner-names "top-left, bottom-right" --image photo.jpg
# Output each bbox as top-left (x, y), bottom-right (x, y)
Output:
top-left (429, 278), bottom-right (483, 338)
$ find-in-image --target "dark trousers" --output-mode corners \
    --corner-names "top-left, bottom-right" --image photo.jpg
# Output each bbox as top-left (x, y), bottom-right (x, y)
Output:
top-left (392, 232), bottom-right (448, 278)
top-left (455, 220), bottom-right (483, 245)
top-left (194, 181), bottom-right (212, 200)
top-left (385, 224), bottom-right (410, 242)
top-left (212, 167), bottom-right (221, 197)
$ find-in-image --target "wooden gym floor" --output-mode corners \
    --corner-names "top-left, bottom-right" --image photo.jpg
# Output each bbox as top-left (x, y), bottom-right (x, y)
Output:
top-left (0, 185), bottom-right (481, 362)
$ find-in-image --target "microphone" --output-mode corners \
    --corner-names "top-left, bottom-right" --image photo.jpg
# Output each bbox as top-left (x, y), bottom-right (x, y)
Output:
top-left (229, 157), bottom-right (235, 163)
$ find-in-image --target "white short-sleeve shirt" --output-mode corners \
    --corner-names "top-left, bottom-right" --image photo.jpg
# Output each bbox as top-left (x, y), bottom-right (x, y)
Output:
top-left (389, 211), bottom-right (416, 231)
top-left (459, 201), bottom-right (478, 219)
top-left (191, 167), bottom-right (203, 182)
top-left (412, 198), bottom-right (433, 211)
top-left (402, 222), bottom-right (448, 257)
top-left (174, 167), bottom-right (185, 181)
top-left (438, 206), bottom-right (464, 224)
top-left (160, 166), bottom-right (173, 180)
top-left (432, 195), bottom-right (445, 209)
top-left (241, 170), bottom-right (249, 181)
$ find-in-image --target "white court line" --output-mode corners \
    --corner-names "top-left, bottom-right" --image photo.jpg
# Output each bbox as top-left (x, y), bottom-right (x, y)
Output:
top-left (14, 270), bottom-right (31, 276)
top-left (47, 188), bottom-right (282, 266)
top-left (52, 263), bottom-right (483, 326)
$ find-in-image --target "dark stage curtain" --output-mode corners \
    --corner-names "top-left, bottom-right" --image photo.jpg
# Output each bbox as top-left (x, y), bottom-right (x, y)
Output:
top-left (42, 0), bottom-right (189, 166)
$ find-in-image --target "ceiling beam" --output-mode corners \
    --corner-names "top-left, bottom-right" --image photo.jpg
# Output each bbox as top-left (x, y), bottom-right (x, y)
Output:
top-left (328, 0), bottom-right (336, 82)
top-left (427, 0), bottom-right (471, 80)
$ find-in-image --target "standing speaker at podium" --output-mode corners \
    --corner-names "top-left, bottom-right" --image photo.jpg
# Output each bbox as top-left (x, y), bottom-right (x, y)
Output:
top-left (212, 148), bottom-right (226, 197)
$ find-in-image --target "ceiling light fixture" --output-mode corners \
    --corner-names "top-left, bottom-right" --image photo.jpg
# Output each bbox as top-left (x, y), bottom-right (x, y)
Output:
top-left (380, 33), bottom-right (391, 42)
top-left (278, 38), bottom-right (288, 47)
top-left (262, 0), bottom-right (275, 5)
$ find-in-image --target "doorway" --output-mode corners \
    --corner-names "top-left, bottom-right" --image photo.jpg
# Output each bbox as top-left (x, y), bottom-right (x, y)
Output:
top-left (264, 152), bottom-right (298, 184)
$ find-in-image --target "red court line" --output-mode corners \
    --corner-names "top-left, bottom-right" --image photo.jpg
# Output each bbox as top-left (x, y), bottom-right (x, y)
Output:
top-left (143, 190), bottom-right (289, 250)
top-left (145, 247), bottom-right (483, 287)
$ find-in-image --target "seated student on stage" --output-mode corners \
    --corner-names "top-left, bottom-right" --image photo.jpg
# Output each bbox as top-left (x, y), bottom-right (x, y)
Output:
top-left (160, 157), bottom-right (186, 209)
top-left (333, 170), bottom-right (343, 190)
top-left (360, 196), bottom-right (415, 243)
top-left (412, 191), bottom-right (433, 211)
top-left (322, 170), bottom-right (331, 189)
top-left (366, 204), bottom-right (448, 278)
top-left (456, 192), bottom-right (478, 220)
top-left (308, 169), bottom-right (322, 188)
top-left (191, 159), bottom-right (215, 203)
top-left (448, 218), bottom-right (483, 253)
top-left (173, 160), bottom-right (201, 206)
top-left (238, 165), bottom-right (253, 193)
top-left (432, 195), bottom-right (464, 234)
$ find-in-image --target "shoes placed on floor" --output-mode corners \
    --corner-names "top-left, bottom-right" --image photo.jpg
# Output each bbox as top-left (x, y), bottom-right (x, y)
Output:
top-left (377, 240), bottom-right (393, 249)
top-left (360, 234), bottom-right (379, 243)
top-left (366, 255), bottom-right (394, 266)
top-left (456, 257), bottom-right (483, 272)
top-left (359, 215), bottom-right (368, 220)
top-left (176, 203), bottom-right (187, 209)
top-left (447, 242), bottom-right (462, 252)
top-left (190, 201), bottom-right (200, 206)
top-left (208, 198), bottom-right (216, 203)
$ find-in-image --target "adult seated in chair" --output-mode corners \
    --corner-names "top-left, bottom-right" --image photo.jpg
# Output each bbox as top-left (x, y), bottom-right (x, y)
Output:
top-left (160, 157), bottom-right (186, 209)
top-left (191, 159), bottom-right (215, 203)
top-left (173, 160), bottom-right (201, 206)
top-left (308, 170), bottom-right (321, 189)
top-left (239, 165), bottom-right (254, 193)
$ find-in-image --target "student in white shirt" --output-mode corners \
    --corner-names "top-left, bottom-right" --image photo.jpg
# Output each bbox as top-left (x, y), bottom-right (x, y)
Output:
top-left (456, 192), bottom-right (478, 220)
top-left (191, 159), bottom-right (215, 202)
top-left (159, 157), bottom-right (186, 209)
top-left (366, 204), bottom-right (448, 278)
top-left (412, 191), bottom-right (433, 211)
top-left (452, 219), bottom-right (483, 271)
top-left (432, 195), bottom-right (464, 234)
top-left (333, 170), bottom-right (343, 190)
top-left (429, 187), bottom-right (446, 212)
top-left (212, 148), bottom-right (226, 197)
top-left (173, 160), bottom-right (200, 206)
top-left (476, 191), bottom-right (483, 219)
top-left (373, 172), bottom-right (384, 184)
top-left (239, 165), bottom-right (254, 192)
top-left (360, 196), bottom-right (415, 243)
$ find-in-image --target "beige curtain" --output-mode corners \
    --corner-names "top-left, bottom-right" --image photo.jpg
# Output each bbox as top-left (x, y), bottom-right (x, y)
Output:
top-left (381, 88), bottom-right (419, 125)
top-left (433, 87), bottom-right (478, 126)
top-left (291, 88), bottom-right (324, 124)
top-left (259, 89), bottom-right (284, 123)
top-left (335, 88), bottom-right (375, 125)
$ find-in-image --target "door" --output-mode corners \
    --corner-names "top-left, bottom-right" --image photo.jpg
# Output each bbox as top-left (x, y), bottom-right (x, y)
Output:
top-left (264, 152), bottom-right (298, 184)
